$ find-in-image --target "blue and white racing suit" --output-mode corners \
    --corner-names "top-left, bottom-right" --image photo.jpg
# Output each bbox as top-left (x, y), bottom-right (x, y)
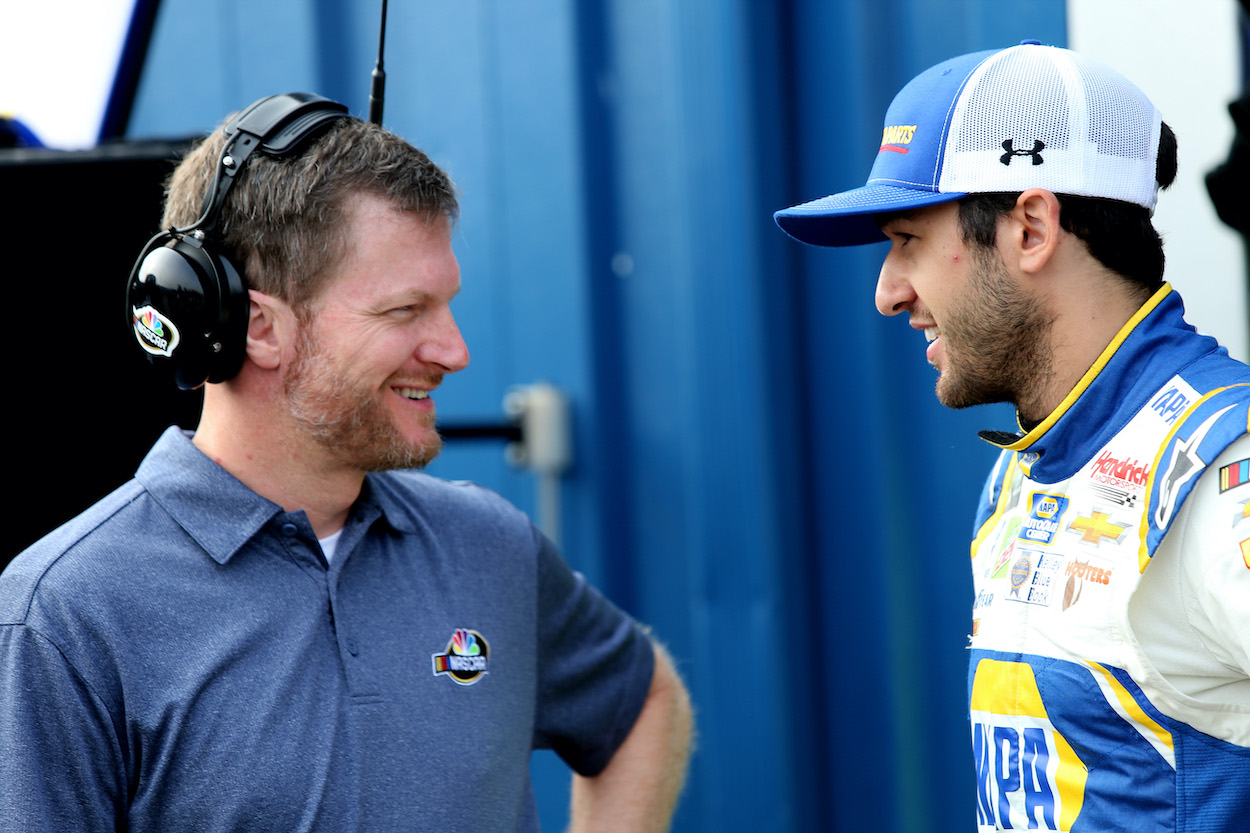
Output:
top-left (968, 285), bottom-right (1250, 831)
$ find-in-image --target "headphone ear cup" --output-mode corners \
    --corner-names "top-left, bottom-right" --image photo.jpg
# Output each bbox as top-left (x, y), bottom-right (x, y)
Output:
top-left (126, 233), bottom-right (248, 390)
top-left (201, 246), bottom-right (248, 385)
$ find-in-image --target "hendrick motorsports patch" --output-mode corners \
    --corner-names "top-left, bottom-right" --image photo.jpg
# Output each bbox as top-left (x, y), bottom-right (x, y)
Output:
top-left (432, 628), bottom-right (490, 685)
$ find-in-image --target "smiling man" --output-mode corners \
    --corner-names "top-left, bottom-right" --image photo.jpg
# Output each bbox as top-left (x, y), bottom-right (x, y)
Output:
top-left (0, 96), bottom-right (691, 833)
top-left (776, 43), bottom-right (1250, 831)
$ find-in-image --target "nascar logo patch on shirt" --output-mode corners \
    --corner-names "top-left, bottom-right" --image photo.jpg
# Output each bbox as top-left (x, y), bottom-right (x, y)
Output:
top-left (432, 628), bottom-right (490, 685)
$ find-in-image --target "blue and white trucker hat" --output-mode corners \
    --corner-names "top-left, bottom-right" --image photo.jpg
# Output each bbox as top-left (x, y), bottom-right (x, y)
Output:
top-left (774, 41), bottom-right (1163, 247)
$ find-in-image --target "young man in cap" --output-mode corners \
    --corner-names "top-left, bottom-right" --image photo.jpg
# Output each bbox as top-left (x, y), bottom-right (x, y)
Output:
top-left (776, 42), bottom-right (1250, 831)
top-left (0, 99), bottom-right (692, 832)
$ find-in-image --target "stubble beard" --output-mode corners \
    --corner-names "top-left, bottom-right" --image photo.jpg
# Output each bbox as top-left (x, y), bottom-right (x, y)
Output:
top-left (934, 246), bottom-right (1054, 416)
top-left (284, 323), bottom-right (443, 472)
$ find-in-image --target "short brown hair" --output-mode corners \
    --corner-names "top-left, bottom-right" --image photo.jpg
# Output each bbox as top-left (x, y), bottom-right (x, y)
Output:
top-left (161, 116), bottom-right (458, 309)
top-left (956, 122), bottom-right (1178, 299)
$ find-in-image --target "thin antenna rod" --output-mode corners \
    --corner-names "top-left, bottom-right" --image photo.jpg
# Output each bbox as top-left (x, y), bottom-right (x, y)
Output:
top-left (368, 0), bottom-right (389, 125)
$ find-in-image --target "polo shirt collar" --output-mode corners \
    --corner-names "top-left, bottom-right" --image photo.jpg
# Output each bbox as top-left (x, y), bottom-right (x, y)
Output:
top-left (357, 473), bottom-right (420, 535)
top-left (136, 427), bottom-right (415, 564)
top-left (135, 427), bottom-right (286, 565)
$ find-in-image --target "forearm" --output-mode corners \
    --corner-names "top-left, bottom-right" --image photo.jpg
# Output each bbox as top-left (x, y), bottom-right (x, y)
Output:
top-left (567, 642), bottom-right (693, 833)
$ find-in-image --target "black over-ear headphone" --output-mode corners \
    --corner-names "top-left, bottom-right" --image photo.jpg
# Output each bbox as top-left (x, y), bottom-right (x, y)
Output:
top-left (126, 92), bottom-right (351, 390)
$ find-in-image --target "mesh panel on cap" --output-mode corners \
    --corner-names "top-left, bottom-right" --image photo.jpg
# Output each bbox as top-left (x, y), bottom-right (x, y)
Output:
top-left (938, 45), bottom-right (1160, 209)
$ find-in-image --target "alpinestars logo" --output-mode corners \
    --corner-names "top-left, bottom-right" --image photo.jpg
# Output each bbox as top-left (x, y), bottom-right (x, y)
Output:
top-left (432, 629), bottom-right (490, 685)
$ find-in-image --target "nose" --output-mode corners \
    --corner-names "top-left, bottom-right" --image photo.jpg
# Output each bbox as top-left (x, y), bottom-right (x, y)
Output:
top-left (874, 252), bottom-right (915, 317)
top-left (419, 306), bottom-right (471, 373)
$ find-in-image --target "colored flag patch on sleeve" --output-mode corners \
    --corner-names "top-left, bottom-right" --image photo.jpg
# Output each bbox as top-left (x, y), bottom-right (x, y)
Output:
top-left (1220, 459), bottom-right (1250, 492)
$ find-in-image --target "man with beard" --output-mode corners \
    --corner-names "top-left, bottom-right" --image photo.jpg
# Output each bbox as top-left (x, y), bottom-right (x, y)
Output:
top-left (776, 43), bottom-right (1250, 831)
top-left (0, 96), bottom-right (691, 833)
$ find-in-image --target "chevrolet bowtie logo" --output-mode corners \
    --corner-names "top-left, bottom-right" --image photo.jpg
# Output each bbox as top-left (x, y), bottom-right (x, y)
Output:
top-left (1067, 511), bottom-right (1129, 545)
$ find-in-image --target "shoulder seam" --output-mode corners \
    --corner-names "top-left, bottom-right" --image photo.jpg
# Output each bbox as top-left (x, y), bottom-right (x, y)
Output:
top-left (7, 484), bottom-right (148, 623)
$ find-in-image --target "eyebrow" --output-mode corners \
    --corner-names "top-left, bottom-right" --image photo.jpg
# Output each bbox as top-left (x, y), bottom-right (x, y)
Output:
top-left (386, 289), bottom-right (433, 304)
top-left (875, 211), bottom-right (915, 230)
top-left (874, 210), bottom-right (917, 230)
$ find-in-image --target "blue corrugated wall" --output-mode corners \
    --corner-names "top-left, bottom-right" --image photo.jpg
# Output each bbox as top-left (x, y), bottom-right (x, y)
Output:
top-left (126, 1), bottom-right (1066, 830)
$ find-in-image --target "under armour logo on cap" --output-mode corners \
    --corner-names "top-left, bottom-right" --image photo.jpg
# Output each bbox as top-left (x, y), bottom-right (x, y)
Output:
top-left (1001, 139), bottom-right (1045, 166)
top-left (774, 43), bottom-right (1165, 247)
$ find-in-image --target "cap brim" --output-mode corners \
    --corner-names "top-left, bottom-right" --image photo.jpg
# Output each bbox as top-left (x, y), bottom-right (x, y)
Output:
top-left (774, 184), bottom-right (967, 247)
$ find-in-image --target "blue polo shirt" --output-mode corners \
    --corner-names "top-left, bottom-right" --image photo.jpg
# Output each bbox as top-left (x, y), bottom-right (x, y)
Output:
top-left (0, 428), bottom-right (655, 832)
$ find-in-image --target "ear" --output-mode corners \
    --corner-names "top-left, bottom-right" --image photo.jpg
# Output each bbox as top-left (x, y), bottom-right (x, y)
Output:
top-left (245, 289), bottom-right (296, 371)
top-left (1005, 188), bottom-right (1063, 275)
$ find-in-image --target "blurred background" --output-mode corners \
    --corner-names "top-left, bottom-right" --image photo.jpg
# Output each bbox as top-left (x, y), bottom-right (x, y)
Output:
top-left (2, 1), bottom-right (1246, 830)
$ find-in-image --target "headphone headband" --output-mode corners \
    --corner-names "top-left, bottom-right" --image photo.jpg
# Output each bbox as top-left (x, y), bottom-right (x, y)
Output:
top-left (197, 92), bottom-right (350, 234)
